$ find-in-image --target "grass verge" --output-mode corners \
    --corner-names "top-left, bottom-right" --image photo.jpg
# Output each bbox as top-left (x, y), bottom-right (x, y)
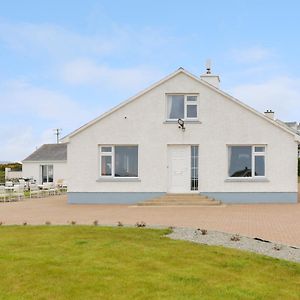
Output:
top-left (0, 226), bottom-right (299, 300)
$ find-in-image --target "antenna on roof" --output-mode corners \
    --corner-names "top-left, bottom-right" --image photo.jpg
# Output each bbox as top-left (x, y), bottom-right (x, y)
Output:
top-left (205, 59), bottom-right (212, 74)
top-left (53, 128), bottom-right (62, 144)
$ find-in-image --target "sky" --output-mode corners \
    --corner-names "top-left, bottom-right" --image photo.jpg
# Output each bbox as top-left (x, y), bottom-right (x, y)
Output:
top-left (1, 0), bottom-right (300, 161)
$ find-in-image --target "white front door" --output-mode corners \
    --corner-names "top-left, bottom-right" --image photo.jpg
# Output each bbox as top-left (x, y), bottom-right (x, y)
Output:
top-left (167, 145), bottom-right (190, 193)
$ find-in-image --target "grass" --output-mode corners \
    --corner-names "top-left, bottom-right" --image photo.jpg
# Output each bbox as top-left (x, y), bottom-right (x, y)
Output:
top-left (0, 226), bottom-right (299, 300)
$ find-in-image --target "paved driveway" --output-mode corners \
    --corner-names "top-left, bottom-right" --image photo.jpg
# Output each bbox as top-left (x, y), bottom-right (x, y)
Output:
top-left (0, 195), bottom-right (300, 246)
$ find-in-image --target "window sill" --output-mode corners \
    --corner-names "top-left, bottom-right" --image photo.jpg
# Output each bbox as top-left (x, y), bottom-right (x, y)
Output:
top-left (96, 177), bottom-right (141, 182)
top-left (225, 178), bottom-right (269, 183)
top-left (163, 120), bottom-right (202, 124)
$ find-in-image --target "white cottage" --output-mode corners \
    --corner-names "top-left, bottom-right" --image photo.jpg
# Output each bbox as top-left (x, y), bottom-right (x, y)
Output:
top-left (22, 144), bottom-right (67, 185)
top-left (62, 68), bottom-right (300, 204)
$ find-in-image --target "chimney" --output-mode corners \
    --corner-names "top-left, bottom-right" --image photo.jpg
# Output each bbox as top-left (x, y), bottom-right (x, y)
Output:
top-left (200, 59), bottom-right (220, 89)
top-left (264, 110), bottom-right (275, 120)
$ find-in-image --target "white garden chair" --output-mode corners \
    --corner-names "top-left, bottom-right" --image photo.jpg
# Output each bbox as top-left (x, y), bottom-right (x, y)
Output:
top-left (0, 186), bottom-right (9, 202)
top-left (12, 185), bottom-right (24, 201)
top-left (29, 184), bottom-right (42, 198)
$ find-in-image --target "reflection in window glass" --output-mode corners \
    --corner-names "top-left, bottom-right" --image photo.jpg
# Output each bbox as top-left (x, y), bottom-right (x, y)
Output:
top-left (101, 147), bottom-right (112, 152)
top-left (187, 96), bottom-right (197, 101)
top-left (255, 156), bottom-right (265, 176)
top-left (41, 165), bottom-right (54, 183)
top-left (191, 146), bottom-right (199, 190)
top-left (228, 146), bottom-right (252, 177)
top-left (187, 105), bottom-right (197, 118)
top-left (115, 146), bottom-right (138, 177)
top-left (101, 156), bottom-right (112, 176)
top-left (254, 146), bottom-right (265, 152)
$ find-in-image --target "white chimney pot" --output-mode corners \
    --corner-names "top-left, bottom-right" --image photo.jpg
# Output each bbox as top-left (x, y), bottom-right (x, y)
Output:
top-left (264, 110), bottom-right (275, 120)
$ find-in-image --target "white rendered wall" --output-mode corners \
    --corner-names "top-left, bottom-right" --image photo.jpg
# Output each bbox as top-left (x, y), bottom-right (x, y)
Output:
top-left (67, 72), bottom-right (298, 193)
top-left (22, 161), bottom-right (67, 184)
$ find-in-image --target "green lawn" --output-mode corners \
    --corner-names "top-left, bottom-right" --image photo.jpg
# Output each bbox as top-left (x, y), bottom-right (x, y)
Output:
top-left (0, 227), bottom-right (299, 300)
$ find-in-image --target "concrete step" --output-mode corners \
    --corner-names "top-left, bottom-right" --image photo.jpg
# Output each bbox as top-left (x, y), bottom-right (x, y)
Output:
top-left (137, 193), bottom-right (221, 206)
top-left (145, 199), bottom-right (219, 204)
top-left (139, 201), bottom-right (221, 206)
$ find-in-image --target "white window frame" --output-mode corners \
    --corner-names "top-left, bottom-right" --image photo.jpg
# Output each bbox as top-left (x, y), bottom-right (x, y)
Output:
top-left (166, 94), bottom-right (199, 121)
top-left (40, 164), bottom-right (54, 183)
top-left (99, 145), bottom-right (114, 177)
top-left (99, 145), bottom-right (138, 178)
top-left (252, 145), bottom-right (266, 178)
top-left (228, 145), bottom-right (266, 179)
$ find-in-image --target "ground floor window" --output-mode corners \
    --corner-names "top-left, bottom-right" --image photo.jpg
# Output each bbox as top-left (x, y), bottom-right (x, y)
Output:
top-left (228, 145), bottom-right (266, 178)
top-left (41, 165), bottom-right (53, 183)
top-left (191, 145), bottom-right (199, 190)
top-left (100, 145), bottom-right (138, 178)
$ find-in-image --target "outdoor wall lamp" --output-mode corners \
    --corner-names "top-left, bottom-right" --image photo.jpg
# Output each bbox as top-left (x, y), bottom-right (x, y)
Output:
top-left (178, 118), bottom-right (185, 131)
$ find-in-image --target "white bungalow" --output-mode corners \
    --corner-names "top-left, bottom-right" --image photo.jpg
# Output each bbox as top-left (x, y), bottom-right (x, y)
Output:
top-left (22, 144), bottom-right (67, 185)
top-left (62, 67), bottom-right (300, 204)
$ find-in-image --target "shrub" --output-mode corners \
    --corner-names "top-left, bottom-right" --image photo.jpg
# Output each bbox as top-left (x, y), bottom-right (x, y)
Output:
top-left (117, 221), bottom-right (123, 227)
top-left (273, 244), bottom-right (282, 251)
top-left (23, 222), bottom-right (27, 226)
top-left (45, 221), bottom-right (51, 225)
top-left (200, 229), bottom-right (208, 235)
top-left (93, 220), bottom-right (98, 226)
top-left (70, 220), bottom-right (76, 225)
top-left (135, 221), bottom-right (146, 228)
top-left (230, 234), bottom-right (240, 242)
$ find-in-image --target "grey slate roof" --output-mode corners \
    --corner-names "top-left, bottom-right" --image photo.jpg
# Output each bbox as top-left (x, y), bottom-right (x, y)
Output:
top-left (23, 144), bottom-right (67, 162)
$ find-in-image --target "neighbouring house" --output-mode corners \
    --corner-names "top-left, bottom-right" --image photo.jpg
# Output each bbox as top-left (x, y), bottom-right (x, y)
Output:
top-left (5, 167), bottom-right (22, 180)
top-left (284, 122), bottom-right (300, 157)
top-left (61, 67), bottom-right (300, 204)
top-left (22, 144), bottom-right (67, 184)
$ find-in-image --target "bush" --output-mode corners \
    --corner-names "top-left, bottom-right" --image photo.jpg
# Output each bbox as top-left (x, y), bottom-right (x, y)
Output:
top-left (0, 163), bottom-right (22, 172)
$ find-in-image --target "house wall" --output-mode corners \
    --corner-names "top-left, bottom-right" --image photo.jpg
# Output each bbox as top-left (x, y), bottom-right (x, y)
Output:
top-left (67, 72), bottom-right (298, 203)
top-left (5, 169), bottom-right (23, 180)
top-left (22, 161), bottom-right (67, 184)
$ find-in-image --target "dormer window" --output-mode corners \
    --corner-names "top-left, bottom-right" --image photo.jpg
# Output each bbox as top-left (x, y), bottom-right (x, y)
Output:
top-left (167, 94), bottom-right (198, 120)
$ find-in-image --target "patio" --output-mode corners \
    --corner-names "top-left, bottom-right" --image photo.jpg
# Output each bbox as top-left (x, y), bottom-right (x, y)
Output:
top-left (0, 194), bottom-right (299, 247)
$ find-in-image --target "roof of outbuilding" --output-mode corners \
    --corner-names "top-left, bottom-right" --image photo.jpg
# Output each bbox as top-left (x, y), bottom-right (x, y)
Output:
top-left (23, 144), bottom-right (67, 162)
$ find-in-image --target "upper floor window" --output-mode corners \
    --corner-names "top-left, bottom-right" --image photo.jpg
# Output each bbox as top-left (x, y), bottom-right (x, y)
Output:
top-left (228, 145), bottom-right (266, 178)
top-left (100, 145), bottom-right (138, 178)
top-left (167, 94), bottom-right (198, 120)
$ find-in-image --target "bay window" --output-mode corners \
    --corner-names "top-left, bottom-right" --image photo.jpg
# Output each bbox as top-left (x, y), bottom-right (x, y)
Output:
top-left (228, 145), bottom-right (266, 178)
top-left (100, 145), bottom-right (138, 178)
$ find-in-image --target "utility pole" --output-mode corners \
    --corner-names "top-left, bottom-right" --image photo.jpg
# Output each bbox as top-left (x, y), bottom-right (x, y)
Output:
top-left (53, 128), bottom-right (62, 144)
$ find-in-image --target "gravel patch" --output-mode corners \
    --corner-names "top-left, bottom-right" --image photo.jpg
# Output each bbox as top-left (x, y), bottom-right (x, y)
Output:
top-left (167, 227), bottom-right (300, 263)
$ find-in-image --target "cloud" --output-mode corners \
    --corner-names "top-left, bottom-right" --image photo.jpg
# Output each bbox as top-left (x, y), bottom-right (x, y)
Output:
top-left (230, 76), bottom-right (300, 121)
top-left (230, 46), bottom-right (274, 64)
top-left (0, 126), bottom-right (53, 162)
top-left (0, 79), bottom-right (93, 126)
top-left (60, 58), bottom-right (163, 91)
top-left (0, 19), bottom-right (180, 64)
top-left (0, 80), bottom-right (97, 161)
top-left (0, 20), bottom-right (115, 59)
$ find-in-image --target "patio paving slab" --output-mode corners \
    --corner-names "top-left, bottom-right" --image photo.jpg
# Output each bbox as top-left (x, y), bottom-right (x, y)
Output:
top-left (0, 195), bottom-right (299, 246)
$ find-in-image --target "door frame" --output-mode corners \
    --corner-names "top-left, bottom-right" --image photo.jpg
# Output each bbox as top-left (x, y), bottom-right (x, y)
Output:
top-left (167, 144), bottom-right (199, 193)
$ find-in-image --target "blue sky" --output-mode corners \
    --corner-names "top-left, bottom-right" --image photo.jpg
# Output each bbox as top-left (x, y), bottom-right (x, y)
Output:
top-left (1, 0), bottom-right (300, 161)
